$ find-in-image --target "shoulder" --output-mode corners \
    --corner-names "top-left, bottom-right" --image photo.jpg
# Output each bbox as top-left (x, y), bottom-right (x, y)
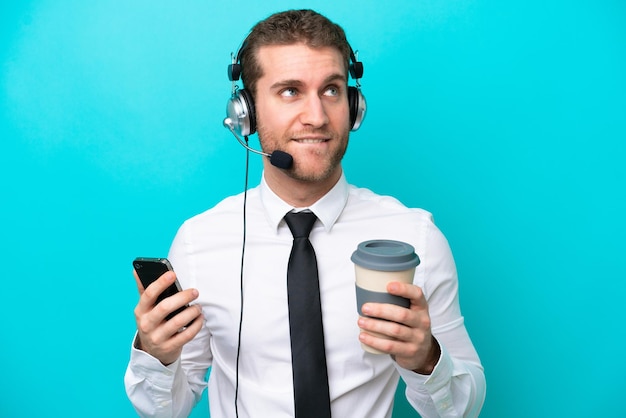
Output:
top-left (185, 188), bottom-right (252, 225)
top-left (346, 184), bottom-right (434, 222)
top-left (175, 187), bottom-right (260, 239)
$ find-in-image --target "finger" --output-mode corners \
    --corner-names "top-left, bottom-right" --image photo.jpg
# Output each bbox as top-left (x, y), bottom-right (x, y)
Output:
top-left (165, 304), bottom-right (204, 334)
top-left (359, 315), bottom-right (410, 342)
top-left (134, 271), bottom-right (177, 326)
top-left (361, 300), bottom-right (415, 326)
top-left (136, 310), bottom-right (205, 366)
top-left (358, 314), bottom-right (433, 362)
top-left (162, 311), bottom-right (205, 349)
top-left (357, 316), bottom-right (413, 356)
top-left (139, 271), bottom-right (177, 308)
top-left (386, 282), bottom-right (428, 309)
top-left (136, 298), bottom-right (201, 347)
top-left (150, 304), bottom-right (204, 348)
top-left (358, 329), bottom-right (400, 355)
top-left (154, 288), bottom-right (200, 323)
top-left (362, 297), bottom-right (433, 335)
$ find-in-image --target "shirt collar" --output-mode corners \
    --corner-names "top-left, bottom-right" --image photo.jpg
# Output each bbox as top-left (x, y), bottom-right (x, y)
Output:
top-left (260, 171), bottom-right (349, 234)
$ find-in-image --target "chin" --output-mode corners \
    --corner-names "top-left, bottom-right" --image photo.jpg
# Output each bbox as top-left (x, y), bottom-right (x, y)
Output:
top-left (288, 160), bottom-right (342, 183)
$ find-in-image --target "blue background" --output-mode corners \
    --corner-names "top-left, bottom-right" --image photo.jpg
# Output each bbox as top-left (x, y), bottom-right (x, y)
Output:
top-left (2, 1), bottom-right (624, 417)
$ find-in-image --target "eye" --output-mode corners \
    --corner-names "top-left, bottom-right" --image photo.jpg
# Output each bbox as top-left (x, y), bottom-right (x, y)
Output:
top-left (323, 86), bottom-right (340, 97)
top-left (280, 87), bottom-right (298, 97)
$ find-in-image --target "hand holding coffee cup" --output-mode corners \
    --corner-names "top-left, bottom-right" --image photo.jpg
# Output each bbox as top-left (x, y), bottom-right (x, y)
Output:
top-left (351, 240), bottom-right (421, 354)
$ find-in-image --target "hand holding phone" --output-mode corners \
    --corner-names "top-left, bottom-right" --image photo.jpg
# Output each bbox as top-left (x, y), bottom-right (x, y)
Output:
top-left (131, 257), bottom-right (202, 365)
top-left (132, 257), bottom-right (189, 321)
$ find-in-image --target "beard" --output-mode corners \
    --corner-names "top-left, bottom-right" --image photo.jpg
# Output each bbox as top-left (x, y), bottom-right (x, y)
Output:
top-left (257, 124), bottom-right (350, 183)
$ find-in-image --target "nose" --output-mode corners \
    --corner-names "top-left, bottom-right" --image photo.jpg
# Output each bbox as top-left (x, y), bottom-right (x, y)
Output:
top-left (299, 94), bottom-right (329, 128)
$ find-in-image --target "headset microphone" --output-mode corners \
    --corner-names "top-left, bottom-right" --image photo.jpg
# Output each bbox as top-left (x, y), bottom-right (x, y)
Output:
top-left (223, 118), bottom-right (294, 169)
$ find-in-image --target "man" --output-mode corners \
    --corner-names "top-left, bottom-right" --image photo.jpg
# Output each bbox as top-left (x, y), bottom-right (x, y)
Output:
top-left (125, 9), bottom-right (485, 418)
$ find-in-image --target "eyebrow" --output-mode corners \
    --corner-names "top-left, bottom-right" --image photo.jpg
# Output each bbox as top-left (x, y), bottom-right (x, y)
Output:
top-left (270, 73), bottom-right (347, 91)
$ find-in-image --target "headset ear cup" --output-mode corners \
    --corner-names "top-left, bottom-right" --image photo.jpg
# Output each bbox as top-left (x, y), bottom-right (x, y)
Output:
top-left (226, 89), bottom-right (257, 136)
top-left (239, 89), bottom-right (256, 135)
top-left (348, 86), bottom-right (366, 131)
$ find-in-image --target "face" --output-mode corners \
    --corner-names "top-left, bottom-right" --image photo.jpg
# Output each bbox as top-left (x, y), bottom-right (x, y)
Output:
top-left (253, 43), bottom-right (351, 184)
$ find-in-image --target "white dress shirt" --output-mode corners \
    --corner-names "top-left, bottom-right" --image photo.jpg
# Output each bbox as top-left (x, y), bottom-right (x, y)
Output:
top-left (125, 172), bottom-right (486, 417)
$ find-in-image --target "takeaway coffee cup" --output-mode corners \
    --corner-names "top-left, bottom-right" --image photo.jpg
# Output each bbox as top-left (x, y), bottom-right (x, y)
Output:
top-left (351, 239), bottom-right (421, 354)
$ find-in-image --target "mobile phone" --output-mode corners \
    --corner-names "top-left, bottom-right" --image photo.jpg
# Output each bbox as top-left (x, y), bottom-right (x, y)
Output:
top-left (132, 257), bottom-right (189, 322)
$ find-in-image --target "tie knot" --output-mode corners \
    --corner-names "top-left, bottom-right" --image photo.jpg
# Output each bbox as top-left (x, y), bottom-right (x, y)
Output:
top-left (284, 211), bottom-right (317, 239)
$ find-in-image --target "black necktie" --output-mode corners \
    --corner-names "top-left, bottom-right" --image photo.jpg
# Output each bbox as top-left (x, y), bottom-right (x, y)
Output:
top-left (284, 211), bottom-right (331, 418)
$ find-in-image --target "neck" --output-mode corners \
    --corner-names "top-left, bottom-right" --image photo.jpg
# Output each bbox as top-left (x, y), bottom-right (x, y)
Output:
top-left (263, 165), bottom-right (342, 208)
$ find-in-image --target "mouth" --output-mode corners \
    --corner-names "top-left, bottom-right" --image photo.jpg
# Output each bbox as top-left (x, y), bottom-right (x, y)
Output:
top-left (292, 135), bottom-right (331, 144)
top-left (294, 138), bottom-right (329, 144)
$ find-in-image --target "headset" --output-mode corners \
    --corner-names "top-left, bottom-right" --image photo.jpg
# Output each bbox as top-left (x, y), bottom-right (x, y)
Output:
top-left (225, 42), bottom-right (367, 138)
